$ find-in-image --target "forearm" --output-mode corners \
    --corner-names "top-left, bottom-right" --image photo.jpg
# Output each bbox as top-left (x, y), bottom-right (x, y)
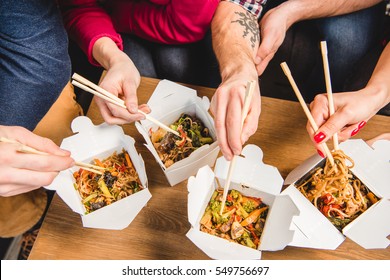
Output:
top-left (92, 37), bottom-right (127, 70)
top-left (275, 0), bottom-right (382, 28)
top-left (212, 1), bottom-right (260, 80)
top-left (365, 43), bottom-right (390, 110)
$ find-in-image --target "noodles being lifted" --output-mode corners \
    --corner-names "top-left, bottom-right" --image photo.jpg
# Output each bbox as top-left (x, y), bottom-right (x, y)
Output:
top-left (296, 150), bottom-right (378, 230)
top-left (73, 149), bottom-right (143, 214)
top-left (200, 188), bottom-right (268, 249)
top-left (150, 113), bottom-right (214, 167)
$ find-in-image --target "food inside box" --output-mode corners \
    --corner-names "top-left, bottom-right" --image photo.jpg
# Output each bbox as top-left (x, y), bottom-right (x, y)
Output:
top-left (150, 113), bottom-right (214, 167)
top-left (199, 186), bottom-right (269, 249)
top-left (73, 149), bottom-right (144, 214)
top-left (294, 150), bottom-right (379, 231)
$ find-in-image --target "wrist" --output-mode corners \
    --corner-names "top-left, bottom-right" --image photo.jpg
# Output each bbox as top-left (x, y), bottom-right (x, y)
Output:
top-left (92, 37), bottom-right (126, 69)
top-left (363, 83), bottom-right (390, 111)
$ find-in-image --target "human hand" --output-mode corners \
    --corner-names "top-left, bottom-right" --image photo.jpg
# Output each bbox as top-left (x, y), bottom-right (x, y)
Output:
top-left (210, 75), bottom-right (261, 161)
top-left (95, 52), bottom-right (151, 125)
top-left (255, 5), bottom-right (292, 76)
top-left (0, 126), bottom-right (75, 197)
top-left (92, 37), bottom-right (150, 124)
top-left (308, 89), bottom-right (387, 156)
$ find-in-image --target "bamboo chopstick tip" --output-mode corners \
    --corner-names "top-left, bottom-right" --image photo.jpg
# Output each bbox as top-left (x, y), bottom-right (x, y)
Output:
top-left (280, 62), bottom-right (290, 76)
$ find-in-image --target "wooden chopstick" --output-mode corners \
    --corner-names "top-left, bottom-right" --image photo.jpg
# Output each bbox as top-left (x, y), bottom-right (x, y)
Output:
top-left (0, 137), bottom-right (104, 175)
top-left (280, 62), bottom-right (335, 166)
top-left (219, 80), bottom-right (256, 215)
top-left (320, 41), bottom-right (339, 150)
top-left (71, 73), bottom-right (190, 141)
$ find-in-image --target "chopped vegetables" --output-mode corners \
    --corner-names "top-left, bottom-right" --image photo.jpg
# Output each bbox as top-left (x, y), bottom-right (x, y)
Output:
top-left (200, 188), bottom-right (268, 249)
top-left (150, 113), bottom-right (214, 167)
top-left (73, 149), bottom-right (143, 214)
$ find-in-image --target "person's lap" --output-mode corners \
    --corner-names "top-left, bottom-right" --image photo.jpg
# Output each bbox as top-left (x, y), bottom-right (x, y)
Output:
top-left (121, 30), bottom-right (221, 88)
top-left (261, 2), bottom-right (385, 102)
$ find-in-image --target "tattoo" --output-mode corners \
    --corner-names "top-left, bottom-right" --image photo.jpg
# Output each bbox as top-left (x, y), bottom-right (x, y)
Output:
top-left (231, 11), bottom-right (259, 49)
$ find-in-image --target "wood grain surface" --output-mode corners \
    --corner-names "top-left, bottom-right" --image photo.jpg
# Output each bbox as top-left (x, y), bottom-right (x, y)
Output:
top-left (29, 77), bottom-right (390, 260)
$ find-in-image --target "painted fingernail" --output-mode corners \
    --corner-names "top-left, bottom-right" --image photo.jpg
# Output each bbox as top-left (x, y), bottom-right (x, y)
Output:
top-left (317, 149), bottom-right (325, 158)
top-left (314, 132), bottom-right (326, 143)
top-left (351, 128), bottom-right (360, 137)
top-left (358, 121), bottom-right (366, 129)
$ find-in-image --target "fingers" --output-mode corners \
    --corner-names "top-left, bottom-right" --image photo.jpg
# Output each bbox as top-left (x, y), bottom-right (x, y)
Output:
top-left (226, 88), bottom-right (245, 156)
top-left (0, 146), bottom-right (74, 172)
top-left (241, 94), bottom-right (260, 145)
top-left (255, 36), bottom-right (277, 76)
top-left (0, 167), bottom-right (59, 196)
top-left (212, 87), bottom-right (234, 160)
top-left (212, 80), bottom-right (259, 161)
top-left (123, 78), bottom-right (139, 114)
top-left (5, 126), bottom-right (70, 157)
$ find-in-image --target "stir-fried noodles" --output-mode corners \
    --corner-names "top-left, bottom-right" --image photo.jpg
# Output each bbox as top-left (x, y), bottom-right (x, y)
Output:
top-left (200, 188), bottom-right (268, 249)
top-left (296, 150), bottom-right (378, 230)
top-left (150, 113), bottom-right (213, 167)
top-left (73, 149), bottom-right (143, 214)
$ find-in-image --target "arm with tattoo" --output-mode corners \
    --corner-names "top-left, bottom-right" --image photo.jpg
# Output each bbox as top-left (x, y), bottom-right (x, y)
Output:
top-left (210, 1), bottom-right (261, 160)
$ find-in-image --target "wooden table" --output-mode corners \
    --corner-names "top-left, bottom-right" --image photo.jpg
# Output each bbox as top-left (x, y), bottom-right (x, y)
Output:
top-left (29, 77), bottom-right (390, 260)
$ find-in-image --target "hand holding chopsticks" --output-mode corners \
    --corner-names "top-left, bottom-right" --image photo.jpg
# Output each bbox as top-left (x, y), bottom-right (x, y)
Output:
top-left (0, 137), bottom-right (104, 174)
top-left (219, 80), bottom-right (256, 215)
top-left (71, 73), bottom-right (190, 141)
top-left (280, 62), bottom-right (335, 166)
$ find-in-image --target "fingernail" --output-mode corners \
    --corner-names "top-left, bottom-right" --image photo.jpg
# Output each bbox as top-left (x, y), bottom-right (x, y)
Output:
top-left (128, 105), bottom-right (137, 114)
top-left (314, 132), bottom-right (326, 143)
top-left (358, 121), bottom-right (366, 129)
top-left (351, 128), bottom-right (359, 137)
top-left (317, 149), bottom-right (325, 158)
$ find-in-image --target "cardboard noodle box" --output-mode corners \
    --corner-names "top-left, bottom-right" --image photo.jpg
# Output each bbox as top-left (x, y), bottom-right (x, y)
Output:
top-left (46, 116), bottom-right (151, 230)
top-left (283, 139), bottom-right (390, 250)
top-left (186, 145), bottom-right (299, 260)
top-left (135, 79), bottom-right (220, 186)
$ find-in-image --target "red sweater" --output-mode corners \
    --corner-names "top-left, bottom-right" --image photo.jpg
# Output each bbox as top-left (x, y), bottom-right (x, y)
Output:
top-left (59, 0), bottom-right (219, 65)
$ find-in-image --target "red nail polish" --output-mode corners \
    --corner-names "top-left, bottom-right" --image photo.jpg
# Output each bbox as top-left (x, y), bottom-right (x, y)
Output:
top-left (351, 128), bottom-right (359, 137)
top-left (314, 132), bottom-right (326, 143)
top-left (317, 149), bottom-right (325, 158)
top-left (358, 121), bottom-right (366, 129)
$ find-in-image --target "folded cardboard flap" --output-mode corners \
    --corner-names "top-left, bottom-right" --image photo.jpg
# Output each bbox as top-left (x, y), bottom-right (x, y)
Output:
top-left (343, 199), bottom-right (390, 249)
top-left (186, 229), bottom-right (262, 260)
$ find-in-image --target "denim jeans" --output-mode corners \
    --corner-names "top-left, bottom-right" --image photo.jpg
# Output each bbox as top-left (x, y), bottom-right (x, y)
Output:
top-left (121, 30), bottom-right (221, 88)
top-left (0, 0), bottom-right (71, 130)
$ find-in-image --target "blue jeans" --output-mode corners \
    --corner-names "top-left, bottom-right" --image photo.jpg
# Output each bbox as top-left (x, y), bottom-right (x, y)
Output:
top-left (121, 30), bottom-right (221, 88)
top-left (0, 0), bottom-right (71, 131)
top-left (261, 2), bottom-right (384, 101)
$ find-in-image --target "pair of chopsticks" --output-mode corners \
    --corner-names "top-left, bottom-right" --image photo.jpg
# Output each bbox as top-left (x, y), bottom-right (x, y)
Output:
top-left (0, 137), bottom-right (105, 175)
top-left (280, 41), bottom-right (337, 166)
top-left (71, 73), bottom-right (190, 141)
top-left (219, 80), bottom-right (256, 215)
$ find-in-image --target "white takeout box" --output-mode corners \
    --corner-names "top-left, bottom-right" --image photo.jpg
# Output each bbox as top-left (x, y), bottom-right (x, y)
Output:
top-left (135, 79), bottom-right (219, 186)
top-left (46, 116), bottom-right (151, 230)
top-left (283, 139), bottom-right (390, 250)
top-left (186, 144), bottom-right (300, 260)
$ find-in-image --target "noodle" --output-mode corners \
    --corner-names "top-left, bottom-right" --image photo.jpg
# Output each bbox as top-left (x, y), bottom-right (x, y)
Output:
top-left (73, 149), bottom-right (143, 214)
top-left (200, 187), bottom-right (268, 249)
top-left (296, 150), bottom-right (378, 230)
top-left (150, 113), bottom-right (214, 167)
